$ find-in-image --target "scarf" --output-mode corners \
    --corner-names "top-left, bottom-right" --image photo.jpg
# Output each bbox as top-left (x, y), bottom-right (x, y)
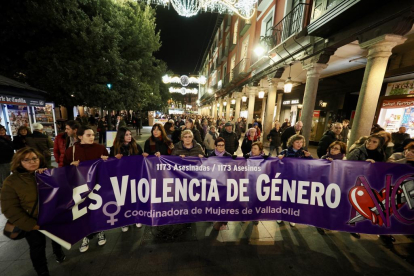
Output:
top-left (325, 152), bottom-right (344, 160)
top-left (209, 131), bottom-right (218, 140)
top-left (214, 149), bottom-right (225, 156)
top-left (150, 136), bottom-right (162, 153)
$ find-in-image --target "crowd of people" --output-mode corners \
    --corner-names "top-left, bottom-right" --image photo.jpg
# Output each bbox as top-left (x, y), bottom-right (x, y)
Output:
top-left (0, 113), bottom-right (413, 276)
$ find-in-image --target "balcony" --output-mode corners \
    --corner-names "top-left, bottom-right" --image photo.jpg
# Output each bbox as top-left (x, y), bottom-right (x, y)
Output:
top-left (225, 16), bottom-right (231, 32)
top-left (239, 19), bottom-right (251, 36)
top-left (223, 72), bottom-right (231, 87)
top-left (232, 58), bottom-right (250, 82)
top-left (261, 3), bottom-right (309, 49)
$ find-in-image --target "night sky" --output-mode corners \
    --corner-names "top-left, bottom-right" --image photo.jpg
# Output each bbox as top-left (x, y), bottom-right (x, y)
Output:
top-left (154, 6), bottom-right (218, 75)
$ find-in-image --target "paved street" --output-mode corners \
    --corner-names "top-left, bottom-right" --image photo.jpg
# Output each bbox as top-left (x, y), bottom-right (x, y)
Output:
top-left (0, 127), bottom-right (413, 276)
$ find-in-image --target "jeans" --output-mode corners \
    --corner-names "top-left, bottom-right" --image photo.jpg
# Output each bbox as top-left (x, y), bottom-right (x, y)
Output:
top-left (25, 230), bottom-right (62, 275)
top-left (269, 145), bottom-right (280, 156)
top-left (0, 163), bottom-right (11, 188)
top-left (99, 132), bottom-right (106, 144)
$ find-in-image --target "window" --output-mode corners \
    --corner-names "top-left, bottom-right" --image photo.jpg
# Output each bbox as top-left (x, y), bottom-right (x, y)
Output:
top-left (265, 17), bottom-right (273, 37)
top-left (233, 20), bottom-right (239, 44)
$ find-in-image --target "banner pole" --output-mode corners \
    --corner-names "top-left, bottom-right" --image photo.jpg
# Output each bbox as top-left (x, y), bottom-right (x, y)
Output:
top-left (39, 230), bottom-right (72, 250)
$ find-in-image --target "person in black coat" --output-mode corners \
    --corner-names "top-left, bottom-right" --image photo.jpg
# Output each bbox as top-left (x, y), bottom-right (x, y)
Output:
top-left (0, 126), bottom-right (14, 188)
top-left (219, 122), bottom-right (239, 155)
top-left (144, 123), bottom-right (174, 156)
top-left (281, 121), bottom-right (303, 149)
top-left (171, 118), bottom-right (202, 145)
top-left (317, 122), bottom-right (343, 158)
top-left (267, 121), bottom-right (282, 156)
top-left (109, 127), bottom-right (143, 158)
top-left (13, 126), bottom-right (31, 150)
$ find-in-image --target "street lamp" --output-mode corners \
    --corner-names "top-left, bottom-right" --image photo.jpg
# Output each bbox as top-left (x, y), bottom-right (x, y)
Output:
top-left (242, 94), bottom-right (247, 102)
top-left (254, 45), bottom-right (265, 57)
top-left (223, 101), bottom-right (227, 106)
top-left (231, 98), bottom-right (236, 105)
top-left (284, 64), bottom-right (293, 93)
top-left (258, 90), bottom-right (265, 99)
top-left (208, 88), bottom-right (213, 94)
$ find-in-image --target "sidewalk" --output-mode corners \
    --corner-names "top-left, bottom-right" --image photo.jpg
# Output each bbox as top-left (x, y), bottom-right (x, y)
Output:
top-left (1, 127), bottom-right (413, 276)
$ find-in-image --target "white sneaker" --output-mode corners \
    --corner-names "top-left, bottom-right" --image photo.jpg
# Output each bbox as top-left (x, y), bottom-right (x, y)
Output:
top-left (136, 223), bottom-right (142, 228)
top-left (97, 231), bottom-right (106, 246)
top-left (79, 237), bottom-right (89, 253)
top-left (289, 222), bottom-right (296, 227)
top-left (121, 226), bottom-right (129, 232)
top-left (276, 220), bottom-right (282, 224)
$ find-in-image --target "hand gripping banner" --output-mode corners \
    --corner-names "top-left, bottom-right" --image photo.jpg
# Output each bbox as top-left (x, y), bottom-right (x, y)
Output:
top-left (36, 155), bottom-right (414, 248)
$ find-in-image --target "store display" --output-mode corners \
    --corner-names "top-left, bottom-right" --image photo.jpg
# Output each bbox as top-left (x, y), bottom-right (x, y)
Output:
top-left (6, 105), bottom-right (30, 136)
top-left (33, 103), bottom-right (56, 137)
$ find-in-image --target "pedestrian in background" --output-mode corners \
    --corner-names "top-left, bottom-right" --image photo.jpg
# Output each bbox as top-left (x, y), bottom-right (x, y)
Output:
top-left (26, 123), bottom-right (54, 168)
top-left (281, 121), bottom-right (303, 149)
top-left (13, 125), bottom-right (31, 150)
top-left (219, 122), bottom-right (239, 155)
top-left (317, 122), bottom-right (343, 158)
top-left (97, 117), bottom-right (108, 145)
top-left (204, 126), bottom-right (218, 156)
top-left (267, 121), bottom-right (282, 156)
top-left (0, 125), bottom-right (14, 189)
top-left (241, 127), bottom-right (259, 155)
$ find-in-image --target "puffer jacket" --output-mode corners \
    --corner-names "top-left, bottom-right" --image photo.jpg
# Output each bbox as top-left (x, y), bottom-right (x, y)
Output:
top-left (279, 147), bottom-right (313, 159)
top-left (171, 141), bottom-right (205, 157)
top-left (53, 132), bottom-right (68, 167)
top-left (1, 172), bottom-right (39, 231)
top-left (346, 145), bottom-right (385, 162)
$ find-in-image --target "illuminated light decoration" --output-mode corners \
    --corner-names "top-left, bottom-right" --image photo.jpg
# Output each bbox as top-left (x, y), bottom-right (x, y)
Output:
top-left (136, 0), bottom-right (257, 20)
top-left (258, 90), bottom-right (265, 98)
top-left (254, 45), bottom-right (265, 57)
top-left (169, 87), bottom-right (198, 95)
top-left (223, 101), bottom-right (227, 106)
top-left (208, 88), bottom-right (213, 93)
top-left (162, 74), bottom-right (206, 85)
top-left (242, 94), bottom-right (247, 102)
top-left (217, 103), bottom-right (220, 107)
top-left (231, 98), bottom-right (236, 104)
top-left (284, 64), bottom-right (293, 93)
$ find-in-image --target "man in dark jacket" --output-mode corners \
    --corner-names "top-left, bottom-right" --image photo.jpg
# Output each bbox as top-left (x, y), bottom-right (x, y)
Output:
top-left (219, 122), bottom-right (239, 155)
top-left (281, 121), bottom-right (303, 149)
top-left (392, 127), bottom-right (410, 152)
top-left (267, 122), bottom-right (282, 156)
top-left (26, 123), bottom-right (54, 167)
top-left (341, 119), bottom-right (350, 144)
top-left (0, 125), bottom-right (14, 188)
top-left (53, 120), bottom-right (80, 167)
top-left (317, 122), bottom-right (343, 158)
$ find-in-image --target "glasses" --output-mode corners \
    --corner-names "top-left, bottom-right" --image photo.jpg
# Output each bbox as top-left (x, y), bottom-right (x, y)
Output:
top-left (217, 144), bottom-right (225, 147)
top-left (22, 158), bottom-right (39, 163)
top-left (331, 147), bottom-right (341, 151)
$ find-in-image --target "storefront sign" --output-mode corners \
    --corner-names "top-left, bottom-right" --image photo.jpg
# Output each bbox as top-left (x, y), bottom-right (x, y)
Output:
top-left (386, 80), bottom-right (414, 96)
top-left (382, 98), bottom-right (414, 108)
top-left (313, 111), bottom-right (320, 117)
top-left (0, 94), bottom-right (45, 106)
top-left (282, 99), bottom-right (300, 105)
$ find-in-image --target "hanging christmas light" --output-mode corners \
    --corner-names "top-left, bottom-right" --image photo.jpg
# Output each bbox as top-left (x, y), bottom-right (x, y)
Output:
top-left (284, 64), bottom-right (293, 93)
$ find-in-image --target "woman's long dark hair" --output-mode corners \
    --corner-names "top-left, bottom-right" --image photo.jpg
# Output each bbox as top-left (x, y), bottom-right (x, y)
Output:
top-left (151, 123), bottom-right (171, 143)
top-left (113, 127), bottom-right (140, 155)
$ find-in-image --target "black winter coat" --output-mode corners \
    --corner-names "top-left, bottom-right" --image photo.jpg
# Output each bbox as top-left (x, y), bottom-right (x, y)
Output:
top-left (219, 131), bottom-right (239, 155)
top-left (317, 131), bottom-right (340, 158)
top-left (0, 135), bottom-right (14, 163)
top-left (281, 126), bottom-right (302, 149)
top-left (267, 128), bottom-right (282, 147)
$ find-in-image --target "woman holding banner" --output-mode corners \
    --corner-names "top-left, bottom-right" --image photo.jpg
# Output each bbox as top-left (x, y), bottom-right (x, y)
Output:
top-left (171, 130), bottom-right (205, 157)
top-left (1, 147), bottom-right (65, 276)
top-left (110, 127), bottom-right (143, 231)
top-left (63, 126), bottom-right (109, 253)
top-left (143, 123), bottom-right (174, 156)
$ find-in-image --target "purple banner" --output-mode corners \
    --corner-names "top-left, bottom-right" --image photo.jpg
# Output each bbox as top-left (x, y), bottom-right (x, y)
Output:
top-left (37, 156), bottom-right (414, 245)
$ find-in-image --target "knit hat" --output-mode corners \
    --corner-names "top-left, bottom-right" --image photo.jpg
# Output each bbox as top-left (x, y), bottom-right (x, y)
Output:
top-left (32, 123), bottom-right (43, 130)
top-left (225, 122), bottom-right (232, 127)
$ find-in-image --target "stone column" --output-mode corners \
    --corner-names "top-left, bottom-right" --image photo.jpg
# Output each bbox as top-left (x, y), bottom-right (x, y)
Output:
top-left (263, 79), bottom-right (280, 146)
top-left (218, 98), bottom-right (223, 119)
top-left (247, 87), bottom-right (258, 126)
top-left (260, 94), bottom-right (267, 141)
top-left (233, 92), bottom-right (242, 122)
top-left (275, 92), bottom-right (283, 122)
top-left (225, 98), bottom-right (231, 122)
top-left (301, 63), bottom-right (328, 147)
top-left (212, 101), bottom-right (217, 119)
top-left (349, 34), bottom-right (407, 148)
